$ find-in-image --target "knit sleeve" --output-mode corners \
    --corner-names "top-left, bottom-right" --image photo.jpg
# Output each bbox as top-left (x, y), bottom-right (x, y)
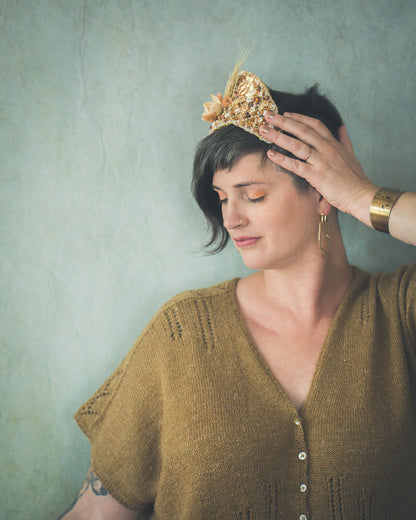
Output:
top-left (74, 309), bottom-right (169, 510)
top-left (399, 263), bottom-right (416, 346)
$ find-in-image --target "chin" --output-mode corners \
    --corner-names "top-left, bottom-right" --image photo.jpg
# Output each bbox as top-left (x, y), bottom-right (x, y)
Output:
top-left (240, 254), bottom-right (273, 271)
top-left (240, 251), bottom-right (294, 271)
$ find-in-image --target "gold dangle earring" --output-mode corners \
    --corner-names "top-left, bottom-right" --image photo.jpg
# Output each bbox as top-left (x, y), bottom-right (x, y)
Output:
top-left (318, 213), bottom-right (330, 257)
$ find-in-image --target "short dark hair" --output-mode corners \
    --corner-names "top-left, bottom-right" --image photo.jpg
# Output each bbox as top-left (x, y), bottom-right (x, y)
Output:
top-left (192, 84), bottom-right (343, 253)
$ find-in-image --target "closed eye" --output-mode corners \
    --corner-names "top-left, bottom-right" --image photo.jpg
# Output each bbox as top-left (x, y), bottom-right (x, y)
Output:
top-left (216, 195), bottom-right (265, 205)
top-left (247, 195), bottom-right (265, 203)
top-left (213, 188), bottom-right (266, 205)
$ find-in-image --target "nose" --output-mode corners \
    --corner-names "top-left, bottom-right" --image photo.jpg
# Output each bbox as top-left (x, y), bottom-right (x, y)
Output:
top-left (223, 203), bottom-right (246, 230)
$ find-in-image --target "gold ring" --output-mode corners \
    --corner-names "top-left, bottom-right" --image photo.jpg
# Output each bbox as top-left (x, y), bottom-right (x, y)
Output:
top-left (305, 149), bottom-right (312, 162)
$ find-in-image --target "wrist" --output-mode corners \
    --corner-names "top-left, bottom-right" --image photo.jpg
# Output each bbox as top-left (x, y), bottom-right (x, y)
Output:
top-left (370, 187), bottom-right (406, 233)
top-left (349, 184), bottom-right (379, 227)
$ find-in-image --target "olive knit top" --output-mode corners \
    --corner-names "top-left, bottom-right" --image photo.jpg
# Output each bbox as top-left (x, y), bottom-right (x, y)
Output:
top-left (75, 264), bottom-right (416, 520)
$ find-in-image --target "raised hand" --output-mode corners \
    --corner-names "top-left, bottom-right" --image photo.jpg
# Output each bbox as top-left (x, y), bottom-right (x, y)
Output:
top-left (259, 112), bottom-right (377, 227)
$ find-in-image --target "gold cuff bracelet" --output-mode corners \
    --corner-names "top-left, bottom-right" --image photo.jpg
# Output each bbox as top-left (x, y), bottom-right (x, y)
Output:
top-left (370, 187), bottom-right (405, 233)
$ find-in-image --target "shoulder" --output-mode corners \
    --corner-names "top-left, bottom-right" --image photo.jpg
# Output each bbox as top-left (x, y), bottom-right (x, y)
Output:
top-left (374, 264), bottom-right (416, 324)
top-left (75, 278), bottom-right (240, 440)
top-left (161, 278), bottom-right (238, 310)
top-left (135, 278), bottom-right (239, 347)
top-left (361, 263), bottom-right (416, 300)
top-left (352, 263), bottom-right (416, 344)
top-left (352, 263), bottom-right (416, 292)
top-left (339, 263), bottom-right (416, 325)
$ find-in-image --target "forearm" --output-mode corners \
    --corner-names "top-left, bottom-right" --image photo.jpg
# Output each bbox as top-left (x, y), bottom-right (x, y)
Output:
top-left (59, 489), bottom-right (142, 520)
top-left (350, 186), bottom-right (416, 246)
top-left (58, 468), bottom-right (142, 520)
top-left (388, 192), bottom-right (416, 246)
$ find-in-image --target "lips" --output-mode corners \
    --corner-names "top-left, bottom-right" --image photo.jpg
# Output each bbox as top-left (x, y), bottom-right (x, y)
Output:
top-left (233, 236), bottom-right (261, 247)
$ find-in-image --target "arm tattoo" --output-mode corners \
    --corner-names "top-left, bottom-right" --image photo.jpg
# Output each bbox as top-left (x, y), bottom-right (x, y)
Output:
top-left (78, 468), bottom-right (109, 498)
top-left (56, 469), bottom-right (109, 519)
top-left (56, 498), bottom-right (77, 520)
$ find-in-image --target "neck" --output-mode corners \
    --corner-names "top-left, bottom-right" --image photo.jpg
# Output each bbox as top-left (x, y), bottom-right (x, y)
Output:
top-left (255, 225), bottom-right (353, 321)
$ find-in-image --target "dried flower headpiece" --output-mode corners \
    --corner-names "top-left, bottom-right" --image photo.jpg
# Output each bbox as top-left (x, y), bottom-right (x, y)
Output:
top-left (201, 58), bottom-right (278, 143)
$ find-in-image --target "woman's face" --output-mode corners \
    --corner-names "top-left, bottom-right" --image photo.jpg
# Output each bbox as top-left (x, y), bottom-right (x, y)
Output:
top-left (212, 153), bottom-right (322, 271)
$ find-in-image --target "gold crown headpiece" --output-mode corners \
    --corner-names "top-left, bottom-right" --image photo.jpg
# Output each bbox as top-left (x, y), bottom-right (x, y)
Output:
top-left (201, 61), bottom-right (278, 143)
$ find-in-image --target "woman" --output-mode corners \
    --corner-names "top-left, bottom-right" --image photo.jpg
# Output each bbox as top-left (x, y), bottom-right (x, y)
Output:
top-left (59, 66), bottom-right (416, 520)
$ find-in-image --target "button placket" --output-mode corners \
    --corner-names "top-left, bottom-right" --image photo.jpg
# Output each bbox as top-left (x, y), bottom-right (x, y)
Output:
top-left (294, 415), bottom-right (309, 520)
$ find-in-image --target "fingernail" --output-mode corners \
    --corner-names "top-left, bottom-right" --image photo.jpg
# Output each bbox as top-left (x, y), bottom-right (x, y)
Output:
top-left (267, 149), bottom-right (276, 157)
top-left (283, 112), bottom-right (292, 117)
top-left (264, 111), bottom-right (276, 119)
top-left (259, 125), bottom-right (270, 134)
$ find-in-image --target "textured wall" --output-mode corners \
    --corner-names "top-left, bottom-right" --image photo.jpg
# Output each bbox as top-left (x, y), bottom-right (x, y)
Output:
top-left (1, 0), bottom-right (415, 518)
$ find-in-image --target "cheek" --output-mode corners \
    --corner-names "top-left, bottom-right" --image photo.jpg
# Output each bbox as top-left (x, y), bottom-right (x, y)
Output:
top-left (270, 198), bottom-right (318, 236)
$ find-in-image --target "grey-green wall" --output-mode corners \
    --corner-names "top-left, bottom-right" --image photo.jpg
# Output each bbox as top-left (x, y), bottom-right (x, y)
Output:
top-left (1, 1), bottom-right (415, 518)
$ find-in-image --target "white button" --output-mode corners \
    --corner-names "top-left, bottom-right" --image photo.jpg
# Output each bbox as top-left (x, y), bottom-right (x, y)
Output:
top-left (294, 417), bottom-right (301, 426)
top-left (300, 515), bottom-right (307, 520)
top-left (298, 451), bottom-right (307, 460)
top-left (300, 484), bottom-right (307, 492)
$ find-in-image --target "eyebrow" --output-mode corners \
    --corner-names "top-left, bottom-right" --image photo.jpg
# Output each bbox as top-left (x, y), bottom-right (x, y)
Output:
top-left (212, 181), bottom-right (269, 190)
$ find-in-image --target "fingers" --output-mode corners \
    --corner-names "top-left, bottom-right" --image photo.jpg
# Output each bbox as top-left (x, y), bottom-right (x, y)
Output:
top-left (259, 123), bottom-right (313, 162)
top-left (258, 112), bottom-right (376, 218)
top-left (264, 111), bottom-right (335, 144)
top-left (267, 149), bottom-right (311, 182)
top-left (259, 112), bottom-right (339, 165)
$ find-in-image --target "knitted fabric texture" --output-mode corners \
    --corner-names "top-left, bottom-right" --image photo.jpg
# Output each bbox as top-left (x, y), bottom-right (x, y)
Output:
top-left (75, 265), bottom-right (416, 519)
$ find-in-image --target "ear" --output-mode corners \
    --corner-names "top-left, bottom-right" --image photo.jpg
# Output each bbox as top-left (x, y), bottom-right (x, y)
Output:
top-left (317, 194), bottom-right (332, 217)
top-left (338, 125), bottom-right (355, 155)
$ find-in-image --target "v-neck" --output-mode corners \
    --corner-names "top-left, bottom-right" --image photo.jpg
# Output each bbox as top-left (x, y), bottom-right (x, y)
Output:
top-left (228, 266), bottom-right (365, 418)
